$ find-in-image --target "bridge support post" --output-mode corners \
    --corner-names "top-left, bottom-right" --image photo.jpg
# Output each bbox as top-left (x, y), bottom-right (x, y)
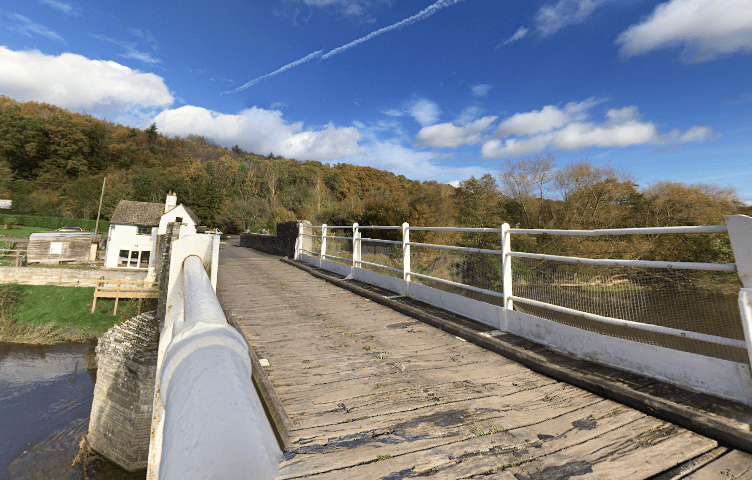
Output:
top-left (320, 224), bottom-right (327, 268)
top-left (402, 222), bottom-right (411, 285)
top-left (353, 223), bottom-right (361, 269)
top-left (501, 223), bottom-right (512, 332)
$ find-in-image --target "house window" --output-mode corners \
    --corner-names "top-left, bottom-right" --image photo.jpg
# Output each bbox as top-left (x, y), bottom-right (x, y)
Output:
top-left (118, 250), bottom-right (129, 267)
top-left (175, 217), bottom-right (183, 224)
top-left (139, 251), bottom-right (150, 269)
top-left (117, 249), bottom-right (151, 269)
top-left (138, 226), bottom-right (152, 235)
top-left (130, 251), bottom-right (139, 267)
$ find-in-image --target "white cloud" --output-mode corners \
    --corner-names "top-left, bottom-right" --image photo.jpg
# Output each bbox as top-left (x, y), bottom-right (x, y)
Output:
top-left (154, 105), bottom-right (363, 161)
top-left (553, 118), bottom-right (658, 149)
top-left (39, 0), bottom-right (82, 17)
top-left (416, 116), bottom-right (497, 148)
top-left (535, 0), bottom-right (608, 36)
top-left (616, 0), bottom-right (752, 63)
top-left (7, 13), bottom-right (64, 42)
top-left (381, 109), bottom-right (404, 117)
top-left (0, 47), bottom-right (173, 114)
top-left (494, 98), bottom-right (601, 137)
top-left (92, 34), bottom-right (162, 64)
top-left (299, 0), bottom-right (373, 16)
top-left (348, 137), bottom-right (485, 183)
top-left (409, 98), bottom-right (441, 127)
top-left (456, 106), bottom-right (483, 125)
top-left (497, 26), bottom-right (528, 48)
top-left (482, 135), bottom-right (553, 158)
top-left (471, 84), bottom-right (492, 97)
top-left (482, 100), bottom-right (713, 158)
top-left (665, 125), bottom-right (714, 143)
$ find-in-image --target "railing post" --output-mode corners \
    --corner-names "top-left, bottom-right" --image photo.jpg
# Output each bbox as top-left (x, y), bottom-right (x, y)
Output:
top-left (320, 224), bottom-right (327, 269)
top-left (295, 223), bottom-right (303, 261)
top-left (402, 222), bottom-right (410, 283)
top-left (727, 215), bottom-right (752, 288)
top-left (738, 289), bottom-right (752, 373)
top-left (353, 223), bottom-right (360, 269)
top-left (502, 223), bottom-right (513, 318)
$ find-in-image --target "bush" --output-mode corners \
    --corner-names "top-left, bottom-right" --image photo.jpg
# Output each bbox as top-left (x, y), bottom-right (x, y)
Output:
top-left (3, 215), bottom-right (17, 229)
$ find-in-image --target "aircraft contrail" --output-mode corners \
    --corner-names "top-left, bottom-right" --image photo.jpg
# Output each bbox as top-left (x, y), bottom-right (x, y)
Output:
top-left (225, 49), bottom-right (323, 94)
top-left (228, 0), bottom-right (466, 93)
top-left (322, 0), bottom-right (465, 59)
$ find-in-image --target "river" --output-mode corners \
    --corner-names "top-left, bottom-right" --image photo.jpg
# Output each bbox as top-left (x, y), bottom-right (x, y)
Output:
top-left (0, 342), bottom-right (144, 480)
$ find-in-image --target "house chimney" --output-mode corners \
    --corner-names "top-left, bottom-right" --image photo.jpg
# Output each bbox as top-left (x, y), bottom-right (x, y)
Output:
top-left (165, 191), bottom-right (177, 213)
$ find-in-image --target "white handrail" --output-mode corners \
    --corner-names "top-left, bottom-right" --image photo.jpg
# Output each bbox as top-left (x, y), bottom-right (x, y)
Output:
top-left (509, 251), bottom-right (737, 272)
top-left (510, 225), bottom-right (728, 235)
top-left (150, 240), bottom-right (280, 480)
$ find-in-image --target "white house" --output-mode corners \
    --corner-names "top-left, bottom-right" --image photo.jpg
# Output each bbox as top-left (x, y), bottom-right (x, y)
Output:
top-left (105, 193), bottom-right (200, 269)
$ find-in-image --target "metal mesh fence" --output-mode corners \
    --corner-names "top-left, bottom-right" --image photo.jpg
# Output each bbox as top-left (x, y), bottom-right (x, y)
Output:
top-left (509, 252), bottom-right (745, 363)
top-left (300, 226), bottom-right (321, 258)
top-left (298, 225), bottom-right (745, 363)
top-left (360, 238), bottom-right (403, 277)
top-left (323, 230), bottom-right (353, 266)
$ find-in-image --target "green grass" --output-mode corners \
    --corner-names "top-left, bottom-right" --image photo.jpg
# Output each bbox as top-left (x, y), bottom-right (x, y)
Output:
top-left (0, 283), bottom-right (141, 344)
top-left (0, 225), bottom-right (53, 237)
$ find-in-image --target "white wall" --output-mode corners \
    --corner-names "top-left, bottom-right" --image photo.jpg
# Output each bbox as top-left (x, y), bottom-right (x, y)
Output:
top-left (105, 224), bottom-right (157, 269)
top-left (158, 205), bottom-right (197, 236)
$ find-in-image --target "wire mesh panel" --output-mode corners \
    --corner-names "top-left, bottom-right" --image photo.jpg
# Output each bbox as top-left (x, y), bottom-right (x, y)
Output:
top-left (408, 230), bottom-right (506, 303)
top-left (324, 229), bottom-right (353, 267)
top-left (360, 238), bottom-right (403, 277)
top-left (300, 226), bottom-right (321, 258)
top-left (511, 244), bottom-right (745, 362)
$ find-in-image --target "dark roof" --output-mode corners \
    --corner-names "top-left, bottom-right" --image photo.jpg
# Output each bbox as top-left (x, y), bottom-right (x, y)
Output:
top-left (110, 200), bottom-right (164, 226)
top-left (167, 204), bottom-right (201, 226)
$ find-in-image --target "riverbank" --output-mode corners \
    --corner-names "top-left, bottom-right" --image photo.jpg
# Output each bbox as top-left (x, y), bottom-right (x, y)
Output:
top-left (0, 283), bottom-right (146, 344)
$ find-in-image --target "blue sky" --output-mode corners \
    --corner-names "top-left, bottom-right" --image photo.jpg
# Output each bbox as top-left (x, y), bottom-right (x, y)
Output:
top-left (1, 0), bottom-right (751, 201)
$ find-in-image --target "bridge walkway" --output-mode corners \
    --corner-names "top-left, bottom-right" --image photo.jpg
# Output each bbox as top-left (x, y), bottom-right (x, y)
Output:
top-left (217, 242), bottom-right (752, 479)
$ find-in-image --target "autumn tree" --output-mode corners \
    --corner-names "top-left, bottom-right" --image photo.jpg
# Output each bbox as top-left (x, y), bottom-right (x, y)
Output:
top-left (498, 154), bottom-right (557, 228)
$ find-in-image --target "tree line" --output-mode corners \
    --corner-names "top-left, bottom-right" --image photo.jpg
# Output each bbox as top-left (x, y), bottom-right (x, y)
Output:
top-left (0, 95), bottom-right (748, 263)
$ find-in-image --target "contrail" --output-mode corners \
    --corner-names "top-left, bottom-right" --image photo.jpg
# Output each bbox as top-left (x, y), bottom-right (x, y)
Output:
top-left (322, 0), bottom-right (465, 59)
top-left (224, 49), bottom-right (323, 94)
top-left (227, 0), bottom-right (466, 92)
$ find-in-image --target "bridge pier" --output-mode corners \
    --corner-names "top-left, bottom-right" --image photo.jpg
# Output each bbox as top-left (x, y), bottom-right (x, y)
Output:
top-left (87, 311), bottom-right (159, 471)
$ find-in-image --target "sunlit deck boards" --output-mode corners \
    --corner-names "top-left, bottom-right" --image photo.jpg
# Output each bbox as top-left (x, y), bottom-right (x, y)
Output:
top-left (216, 243), bottom-right (752, 479)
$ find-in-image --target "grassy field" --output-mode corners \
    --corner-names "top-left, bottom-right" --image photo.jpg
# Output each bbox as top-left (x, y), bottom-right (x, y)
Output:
top-left (0, 283), bottom-right (147, 344)
top-left (0, 225), bottom-right (53, 237)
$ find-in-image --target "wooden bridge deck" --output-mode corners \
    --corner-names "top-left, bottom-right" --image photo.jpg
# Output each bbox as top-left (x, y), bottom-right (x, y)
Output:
top-left (217, 242), bottom-right (752, 479)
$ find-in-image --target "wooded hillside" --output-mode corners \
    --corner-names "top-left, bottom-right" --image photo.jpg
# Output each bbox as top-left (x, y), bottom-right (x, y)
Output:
top-left (1, 95), bottom-right (749, 264)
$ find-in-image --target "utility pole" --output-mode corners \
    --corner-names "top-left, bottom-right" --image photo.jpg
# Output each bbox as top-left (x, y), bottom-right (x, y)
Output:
top-left (94, 177), bottom-right (106, 236)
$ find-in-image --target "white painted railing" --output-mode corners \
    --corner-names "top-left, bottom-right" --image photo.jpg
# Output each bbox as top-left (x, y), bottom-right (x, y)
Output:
top-left (297, 215), bottom-right (752, 405)
top-left (148, 232), bottom-right (280, 479)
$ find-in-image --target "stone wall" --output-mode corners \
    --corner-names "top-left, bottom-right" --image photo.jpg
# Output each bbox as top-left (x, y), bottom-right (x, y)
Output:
top-left (239, 232), bottom-right (281, 255)
top-left (0, 266), bottom-right (147, 286)
top-left (239, 220), bottom-right (310, 258)
top-left (88, 311), bottom-right (159, 472)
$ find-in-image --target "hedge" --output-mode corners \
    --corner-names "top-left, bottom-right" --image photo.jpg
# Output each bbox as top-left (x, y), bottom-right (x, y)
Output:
top-left (0, 214), bottom-right (109, 233)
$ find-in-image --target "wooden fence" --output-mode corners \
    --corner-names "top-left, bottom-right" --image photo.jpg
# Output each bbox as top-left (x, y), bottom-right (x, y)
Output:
top-left (91, 278), bottom-right (159, 314)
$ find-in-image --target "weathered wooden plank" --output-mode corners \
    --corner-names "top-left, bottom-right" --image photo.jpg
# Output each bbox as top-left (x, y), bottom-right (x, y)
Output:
top-left (681, 450), bottom-right (752, 479)
top-left (281, 399), bottom-right (716, 479)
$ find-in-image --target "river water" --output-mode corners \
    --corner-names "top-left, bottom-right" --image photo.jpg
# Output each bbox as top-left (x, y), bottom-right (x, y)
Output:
top-left (0, 342), bottom-right (144, 480)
